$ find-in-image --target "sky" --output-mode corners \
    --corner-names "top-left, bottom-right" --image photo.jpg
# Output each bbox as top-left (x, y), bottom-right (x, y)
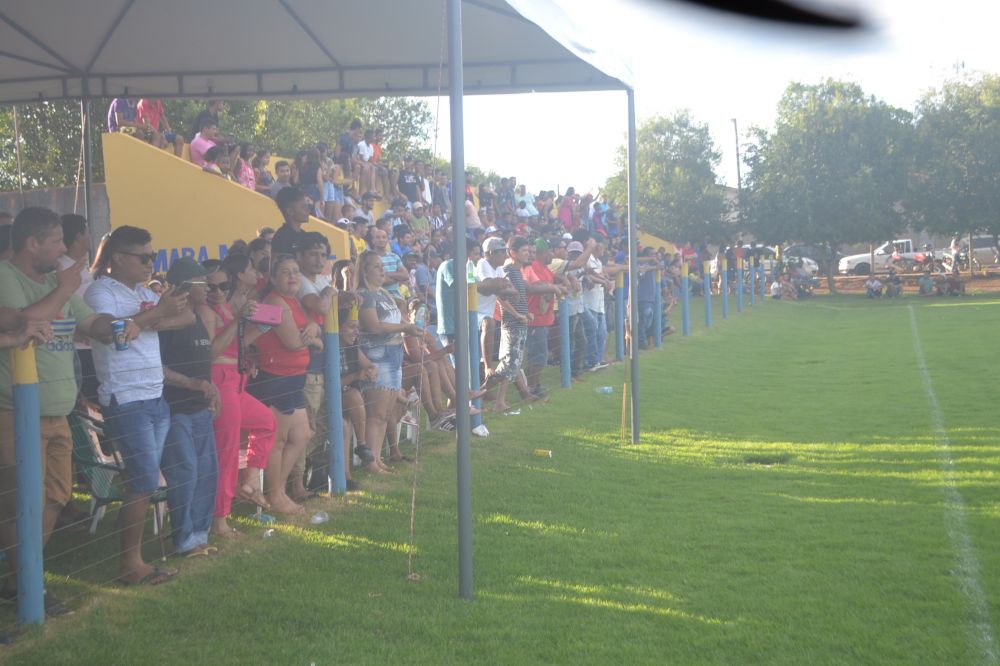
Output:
top-left (432, 0), bottom-right (1000, 197)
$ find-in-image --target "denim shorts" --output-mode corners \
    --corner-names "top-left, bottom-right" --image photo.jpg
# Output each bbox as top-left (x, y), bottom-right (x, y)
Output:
top-left (102, 396), bottom-right (171, 494)
top-left (526, 326), bottom-right (549, 366)
top-left (323, 181), bottom-right (338, 202)
top-left (362, 342), bottom-right (403, 390)
top-left (249, 370), bottom-right (307, 415)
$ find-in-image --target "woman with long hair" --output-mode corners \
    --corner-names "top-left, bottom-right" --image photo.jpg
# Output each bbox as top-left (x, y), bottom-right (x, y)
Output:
top-left (253, 150), bottom-right (273, 195)
top-left (196, 254), bottom-right (275, 536)
top-left (354, 251), bottom-right (422, 472)
top-left (300, 148), bottom-right (324, 218)
top-left (249, 255), bottom-right (321, 512)
top-left (236, 143), bottom-right (256, 190)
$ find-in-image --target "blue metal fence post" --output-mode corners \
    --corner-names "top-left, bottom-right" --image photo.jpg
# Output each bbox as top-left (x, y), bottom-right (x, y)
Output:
top-left (737, 257), bottom-right (744, 313)
top-left (559, 297), bottom-right (571, 388)
top-left (468, 284), bottom-right (482, 427)
top-left (749, 257), bottom-right (756, 307)
top-left (12, 346), bottom-right (44, 626)
top-left (681, 261), bottom-right (690, 336)
top-left (760, 264), bottom-right (767, 302)
top-left (324, 294), bottom-right (346, 494)
top-left (703, 260), bottom-right (712, 328)
top-left (720, 257), bottom-right (729, 320)
top-left (653, 269), bottom-right (663, 348)
top-left (614, 272), bottom-right (625, 361)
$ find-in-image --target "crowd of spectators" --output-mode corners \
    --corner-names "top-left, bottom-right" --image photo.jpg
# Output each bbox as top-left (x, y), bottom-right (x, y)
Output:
top-left (0, 100), bottom-right (729, 616)
top-left (0, 186), bottom-right (682, 607)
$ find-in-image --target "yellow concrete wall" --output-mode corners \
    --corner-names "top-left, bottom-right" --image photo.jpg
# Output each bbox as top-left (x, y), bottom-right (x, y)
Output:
top-left (637, 230), bottom-right (677, 254)
top-left (102, 133), bottom-right (350, 273)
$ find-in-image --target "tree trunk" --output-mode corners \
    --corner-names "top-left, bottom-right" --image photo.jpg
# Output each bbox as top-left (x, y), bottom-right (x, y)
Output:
top-left (824, 242), bottom-right (837, 293)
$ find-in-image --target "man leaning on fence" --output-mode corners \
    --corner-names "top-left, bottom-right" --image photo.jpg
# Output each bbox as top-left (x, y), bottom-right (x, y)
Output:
top-left (0, 207), bottom-right (116, 615)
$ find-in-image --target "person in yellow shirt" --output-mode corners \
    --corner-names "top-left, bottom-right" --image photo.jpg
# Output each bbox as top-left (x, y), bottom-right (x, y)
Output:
top-left (350, 218), bottom-right (368, 260)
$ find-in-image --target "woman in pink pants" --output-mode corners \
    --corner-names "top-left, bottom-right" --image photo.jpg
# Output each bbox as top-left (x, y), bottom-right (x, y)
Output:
top-left (197, 255), bottom-right (275, 536)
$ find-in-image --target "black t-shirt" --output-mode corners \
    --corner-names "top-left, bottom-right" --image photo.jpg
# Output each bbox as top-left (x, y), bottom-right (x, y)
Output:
top-left (398, 170), bottom-right (420, 202)
top-left (271, 223), bottom-right (303, 256)
top-left (338, 131), bottom-right (355, 156)
top-left (432, 183), bottom-right (449, 211)
top-left (159, 313), bottom-right (212, 414)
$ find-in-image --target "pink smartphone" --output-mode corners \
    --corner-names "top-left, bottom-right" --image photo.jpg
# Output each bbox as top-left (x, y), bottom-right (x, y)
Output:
top-left (248, 303), bottom-right (282, 326)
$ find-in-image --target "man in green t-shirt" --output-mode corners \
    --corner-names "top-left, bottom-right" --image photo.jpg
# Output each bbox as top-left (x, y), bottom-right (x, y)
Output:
top-left (0, 207), bottom-right (114, 613)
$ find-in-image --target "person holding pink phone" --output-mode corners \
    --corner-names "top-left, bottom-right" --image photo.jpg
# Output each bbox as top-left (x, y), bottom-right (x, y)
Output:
top-left (249, 254), bottom-right (321, 514)
top-left (197, 254), bottom-right (275, 537)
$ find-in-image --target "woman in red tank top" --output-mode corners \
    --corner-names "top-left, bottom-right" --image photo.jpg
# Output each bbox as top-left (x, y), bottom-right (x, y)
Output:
top-left (247, 255), bottom-right (322, 515)
top-left (197, 255), bottom-right (276, 536)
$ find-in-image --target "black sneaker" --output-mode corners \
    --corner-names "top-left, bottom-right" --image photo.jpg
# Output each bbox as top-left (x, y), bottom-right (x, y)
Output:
top-left (353, 445), bottom-right (375, 464)
top-left (44, 592), bottom-right (72, 617)
top-left (346, 479), bottom-right (360, 492)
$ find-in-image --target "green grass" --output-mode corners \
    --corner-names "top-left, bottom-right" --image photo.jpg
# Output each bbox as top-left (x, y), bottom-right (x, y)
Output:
top-left (5, 293), bottom-right (1000, 664)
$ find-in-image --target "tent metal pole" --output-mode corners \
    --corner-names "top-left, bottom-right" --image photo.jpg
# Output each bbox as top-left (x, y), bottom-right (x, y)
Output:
top-left (447, 0), bottom-right (473, 601)
top-left (626, 88), bottom-right (640, 444)
top-left (81, 78), bottom-right (95, 237)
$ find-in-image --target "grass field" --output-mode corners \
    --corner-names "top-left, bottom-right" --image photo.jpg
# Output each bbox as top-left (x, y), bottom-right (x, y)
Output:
top-left (5, 293), bottom-right (1000, 664)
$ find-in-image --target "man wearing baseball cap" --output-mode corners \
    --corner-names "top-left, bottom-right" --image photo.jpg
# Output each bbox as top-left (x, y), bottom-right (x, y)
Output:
top-left (476, 237), bottom-right (518, 384)
top-left (160, 257), bottom-right (220, 557)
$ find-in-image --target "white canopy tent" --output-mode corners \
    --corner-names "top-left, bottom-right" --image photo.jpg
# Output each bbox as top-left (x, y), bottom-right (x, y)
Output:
top-left (0, 0), bottom-right (630, 102)
top-left (0, 0), bottom-right (637, 600)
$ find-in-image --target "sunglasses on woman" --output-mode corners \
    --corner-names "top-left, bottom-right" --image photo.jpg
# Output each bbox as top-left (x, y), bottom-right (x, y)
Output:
top-left (119, 251), bottom-right (158, 264)
top-left (206, 282), bottom-right (231, 292)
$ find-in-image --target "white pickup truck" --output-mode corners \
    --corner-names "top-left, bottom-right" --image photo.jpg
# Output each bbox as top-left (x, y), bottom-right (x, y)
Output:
top-left (838, 239), bottom-right (922, 275)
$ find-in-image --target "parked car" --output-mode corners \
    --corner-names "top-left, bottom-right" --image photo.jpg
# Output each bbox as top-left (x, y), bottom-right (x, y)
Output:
top-left (783, 243), bottom-right (836, 275)
top-left (838, 239), bottom-right (922, 275)
top-left (962, 235), bottom-right (999, 268)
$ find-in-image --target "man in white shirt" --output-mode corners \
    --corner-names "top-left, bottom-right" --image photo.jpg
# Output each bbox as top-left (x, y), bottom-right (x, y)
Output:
top-left (476, 237), bottom-right (518, 374)
top-left (293, 232), bottom-right (341, 495)
top-left (583, 240), bottom-right (614, 370)
top-left (356, 129), bottom-right (376, 194)
top-left (57, 214), bottom-right (98, 401)
top-left (84, 225), bottom-right (192, 586)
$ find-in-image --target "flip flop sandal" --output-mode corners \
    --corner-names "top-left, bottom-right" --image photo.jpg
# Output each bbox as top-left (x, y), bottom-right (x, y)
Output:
top-left (236, 485), bottom-right (271, 510)
top-left (120, 566), bottom-right (177, 586)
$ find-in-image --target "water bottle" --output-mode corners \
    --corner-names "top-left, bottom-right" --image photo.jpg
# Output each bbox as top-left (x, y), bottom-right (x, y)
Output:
top-left (466, 259), bottom-right (476, 284)
top-left (310, 511), bottom-right (330, 525)
top-left (415, 304), bottom-right (428, 330)
top-left (595, 386), bottom-right (613, 394)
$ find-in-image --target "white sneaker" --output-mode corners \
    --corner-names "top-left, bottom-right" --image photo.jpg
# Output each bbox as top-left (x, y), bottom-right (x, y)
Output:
top-left (589, 362), bottom-right (609, 372)
top-left (472, 424), bottom-right (490, 437)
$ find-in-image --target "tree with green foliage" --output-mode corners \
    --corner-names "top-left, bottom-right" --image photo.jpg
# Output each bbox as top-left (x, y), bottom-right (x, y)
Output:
top-left (604, 110), bottom-right (728, 243)
top-left (163, 97), bottom-right (433, 165)
top-left (909, 74), bottom-right (1000, 243)
top-left (0, 96), bottom-right (434, 193)
top-left (0, 102), bottom-right (104, 191)
top-left (744, 80), bottom-right (913, 289)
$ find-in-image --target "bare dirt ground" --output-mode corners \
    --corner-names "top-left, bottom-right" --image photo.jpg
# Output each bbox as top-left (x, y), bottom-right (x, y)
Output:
top-left (825, 267), bottom-right (1000, 295)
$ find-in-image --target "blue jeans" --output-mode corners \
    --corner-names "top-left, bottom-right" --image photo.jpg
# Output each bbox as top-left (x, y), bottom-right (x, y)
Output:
top-left (636, 300), bottom-right (655, 349)
top-left (579, 307), bottom-right (598, 368)
top-left (568, 313), bottom-right (586, 377)
top-left (102, 396), bottom-right (171, 494)
top-left (588, 310), bottom-right (607, 365)
top-left (162, 409), bottom-right (218, 552)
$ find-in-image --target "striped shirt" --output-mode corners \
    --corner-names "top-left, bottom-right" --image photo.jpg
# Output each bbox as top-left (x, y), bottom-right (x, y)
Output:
top-left (501, 263), bottom-right (528, 330)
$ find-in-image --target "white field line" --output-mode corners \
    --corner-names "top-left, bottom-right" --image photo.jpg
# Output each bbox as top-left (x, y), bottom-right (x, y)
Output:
top-left (909, 305), bottom-right (998, 665)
